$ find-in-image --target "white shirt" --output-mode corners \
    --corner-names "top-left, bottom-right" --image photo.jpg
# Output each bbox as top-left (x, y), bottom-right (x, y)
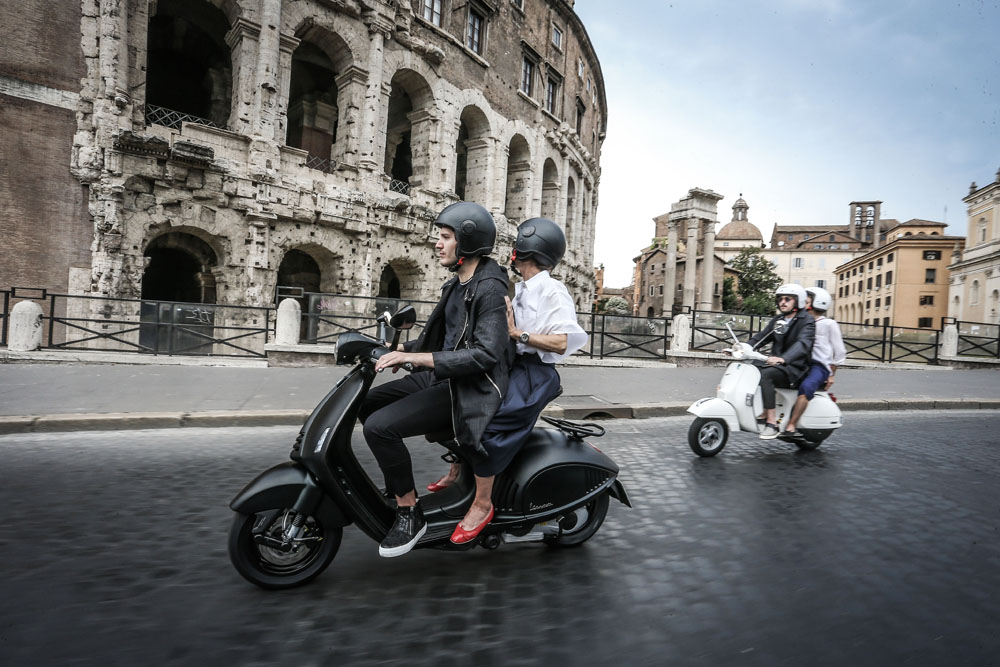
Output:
top-left (812, 316), bottom-right (847, 372)
top-left (513, 270), bottom-right (589, 363)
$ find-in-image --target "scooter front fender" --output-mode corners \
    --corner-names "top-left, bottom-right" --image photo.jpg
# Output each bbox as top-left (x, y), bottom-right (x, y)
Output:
top-left (687, 397), bottom-right (740, 432)
top-left (230, 461), bottom-right (350, 528)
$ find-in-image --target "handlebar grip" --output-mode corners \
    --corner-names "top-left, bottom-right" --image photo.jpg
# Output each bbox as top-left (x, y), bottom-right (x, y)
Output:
top-left (402, 362), bottom-right (414, 372)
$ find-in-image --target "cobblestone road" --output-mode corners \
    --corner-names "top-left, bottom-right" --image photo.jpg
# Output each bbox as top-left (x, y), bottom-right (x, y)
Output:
top-left (1, 411), bottom-right (997, 666)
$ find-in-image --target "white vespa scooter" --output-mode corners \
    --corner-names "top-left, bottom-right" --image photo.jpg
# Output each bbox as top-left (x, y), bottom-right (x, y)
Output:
top-left (686, 322), bottom-right (843, 457)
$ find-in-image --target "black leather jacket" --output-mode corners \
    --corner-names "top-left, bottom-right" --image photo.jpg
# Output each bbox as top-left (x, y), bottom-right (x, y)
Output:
top-left (404, 257), bottom-right (514, 463)
top-left (748, 309), bottom-right (816, 385)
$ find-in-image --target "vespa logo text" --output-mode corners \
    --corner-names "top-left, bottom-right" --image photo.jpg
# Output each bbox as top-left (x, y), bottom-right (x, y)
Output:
top-left (529, 502), bottom-right (553, 511)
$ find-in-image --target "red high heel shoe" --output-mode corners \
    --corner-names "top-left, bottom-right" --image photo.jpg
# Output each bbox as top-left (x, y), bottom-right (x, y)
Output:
top-left (449, 506), bottom-right (494, 544)
top-left (426, 480), bottom-right (451, 493)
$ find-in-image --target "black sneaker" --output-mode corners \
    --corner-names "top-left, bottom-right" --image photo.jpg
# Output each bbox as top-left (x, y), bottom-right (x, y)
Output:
top-left (759, 423), bottom-right (780, 440)
top-left (378, 504), bottom-right (427, 558)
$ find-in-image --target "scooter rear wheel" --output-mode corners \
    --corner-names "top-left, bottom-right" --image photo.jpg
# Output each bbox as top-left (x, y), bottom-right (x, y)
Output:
top-left (796, 428), bottom-right (832, 451)
top-left (229, 509), bottom-right (342, 590)
top-left (544, 492), bottom-right (610, 548)
top-left (688, 417), bottom-right (729, 457)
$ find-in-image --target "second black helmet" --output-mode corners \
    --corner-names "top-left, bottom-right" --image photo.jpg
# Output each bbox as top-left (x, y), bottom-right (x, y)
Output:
top-left (434, 201), bottom-right (496, 258)
top-left (514, 218), bottom-right (566, 269)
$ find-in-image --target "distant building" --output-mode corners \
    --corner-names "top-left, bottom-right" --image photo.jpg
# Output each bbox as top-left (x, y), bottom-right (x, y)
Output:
top-left (834, 220), bottom-right (964, 329)
top-left (948, 171), bottom-right (1000, 323)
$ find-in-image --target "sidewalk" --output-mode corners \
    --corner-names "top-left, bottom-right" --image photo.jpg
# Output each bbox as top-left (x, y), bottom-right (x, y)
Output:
top-left (1, 361), bottom-right (998, 434)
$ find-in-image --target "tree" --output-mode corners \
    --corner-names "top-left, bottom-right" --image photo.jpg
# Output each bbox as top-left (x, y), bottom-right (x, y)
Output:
top-left (727, 247), bottom-right (783, 316)
top-left (721, 276), bottom-right (738, 311)
top-left (604, 296), bottom-right (630, 315)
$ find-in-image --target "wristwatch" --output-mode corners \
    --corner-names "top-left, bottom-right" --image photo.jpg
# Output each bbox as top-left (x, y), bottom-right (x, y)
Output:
top-left (519, 331), bottom-right (530, 344)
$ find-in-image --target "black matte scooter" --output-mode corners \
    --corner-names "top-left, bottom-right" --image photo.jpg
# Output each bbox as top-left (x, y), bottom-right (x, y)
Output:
top-left (228, 306), bottom-right (631, 589)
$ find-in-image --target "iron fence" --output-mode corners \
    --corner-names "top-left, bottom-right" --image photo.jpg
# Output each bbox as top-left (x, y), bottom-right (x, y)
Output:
top-left (279, 289), bottom-right (673, 360)
top-left (144, 104), bottom-right (222, 131)
top-left (4, 288), bottom-right (272, 357)
top-left (305, 154), bottom-right (335, 174)
top-left (955, 320), bottom-right (1000, 358)
top-left (388, 178), bottom-right (411, 195)
top-left (690, 309), bottom-right (768, 352)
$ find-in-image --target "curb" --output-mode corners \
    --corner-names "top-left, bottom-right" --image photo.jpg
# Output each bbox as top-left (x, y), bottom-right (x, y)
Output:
top-left (1, 400), bottom-right (998, 435)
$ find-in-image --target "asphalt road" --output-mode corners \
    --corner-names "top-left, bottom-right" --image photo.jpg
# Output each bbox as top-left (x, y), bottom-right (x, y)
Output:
top-left (1, 411), bottom-right (997, 666)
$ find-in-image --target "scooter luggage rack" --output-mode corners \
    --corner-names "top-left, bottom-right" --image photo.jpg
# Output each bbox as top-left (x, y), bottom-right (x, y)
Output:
top-left (540, 416), bottom-right (606, 439)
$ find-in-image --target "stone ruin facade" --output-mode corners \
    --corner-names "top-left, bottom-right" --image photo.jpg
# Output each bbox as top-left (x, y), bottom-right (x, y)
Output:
top-left (2, 0), bottom-right (606, 318)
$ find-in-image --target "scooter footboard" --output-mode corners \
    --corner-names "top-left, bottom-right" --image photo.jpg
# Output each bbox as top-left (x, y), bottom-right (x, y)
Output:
top-left (230, 461), bottom-right (350, 527)
top-left (687, 397), bottom-right (740, 432)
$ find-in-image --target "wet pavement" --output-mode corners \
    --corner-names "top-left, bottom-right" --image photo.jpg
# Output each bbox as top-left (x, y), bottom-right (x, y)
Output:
top-left (1, 410), bottom-right (997, 665)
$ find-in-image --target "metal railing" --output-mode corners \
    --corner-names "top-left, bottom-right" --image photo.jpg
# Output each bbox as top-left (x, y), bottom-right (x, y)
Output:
top-left (277, 289), bottom-right (673, 360)
top-left (305, 154), bottom-right (335, 174)
top-left (0, 289), bottom-right (9, 347)
top-left (388, 178), bottom-right (411, 195)
top-left (955, 320), bottom-right (1000, 358)
top-left (3, 288), bottom-right (273, 358)
top-left (145, 104), bottom-right (223, 131)
top-left (690, 309), bottom-right (768, 352)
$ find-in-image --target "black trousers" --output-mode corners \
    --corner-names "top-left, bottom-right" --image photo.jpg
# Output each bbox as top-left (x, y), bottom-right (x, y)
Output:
top-left (758, 366), bottom-right (792, 411)
top-left (359, 371), bottom-right (453, 498)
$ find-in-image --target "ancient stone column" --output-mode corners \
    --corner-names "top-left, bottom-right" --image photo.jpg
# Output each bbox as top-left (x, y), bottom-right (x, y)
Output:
top-left (252, 0), bottom-right (282, 140)
top-left (700, 219), bottom-right (717, 311)
top-left (358, 22), bottom-right (390, 172)
top-left (663, 219), bottom-right (678, 315)
top-left (225, 19), bottom-right (261, 135)
top-left (683, 217), bottom-right (699, 311)
top-left (333, 66), bottom-right (369, 166)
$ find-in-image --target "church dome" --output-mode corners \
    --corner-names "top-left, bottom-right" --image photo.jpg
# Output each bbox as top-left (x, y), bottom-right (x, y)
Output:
top-left (717, 219), bottom-right (763, 240)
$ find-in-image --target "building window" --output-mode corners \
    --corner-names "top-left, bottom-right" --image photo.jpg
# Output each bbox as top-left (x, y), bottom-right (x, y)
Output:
top-left (918, 317), bottom-right (933, 328)
top-left (887, 253), bottom-right (894, 262)
top-left (552, 24), bottom-right (563, 49)
top-left (867, 277), bottom-right (872, 290)
top-left (864, 319), bottom-right (869, 325)
top-left (923, 250), bottom-right (941, 260)
top-left (877, 257), bottom-right (883, 267)
top-left (816, 279), bottom-right (826, 289)
top-left (885, 271), bottom-right (893, 285)
top-left (852, 267), bottom-right (857, 276)
top-left (793, 257), bottom-right (803, 269)
top-left (875, 298), bottom-right (881, 308)
top-left (925, 268), bottom-right (936, 283)
top-left (979, 220), bottom-right (987, 243)
top-left (578, 57), bottom-right (585, 78)
top-left (873, 318), bottom-right (879, 326)
top-left (422, 0), bottom-right (442, 26)
top-left (866, 300), bottom-right (871, 310)
top-left (868, 261), bottom-right (874, 270)
top-left (857, 280), bottom-right (863, 292)
top-left (919, 295), bottom-right (934, 306)
top-left (648, 285), bottom-right (654, 296)
top-left (659, 285), bottom-right (664, 295)
top-left (875, 275), bottom-right (882, 288)
top-left (520, 57), bottom-right (534, 95)
top-left (511, 0), bottom-right (523, 9)
top-left (467, 8), bottom-right (485, 54)
top-left (884, 316), bottom-right (890, 325)
top-left (545, 77), bottom-right (558, 114)
top-left (885, 296), bottom-right (891, 307)
top-left (971, 280), bottom-right (980, 304)
top-left (575, 99), bottom-right (586, 135)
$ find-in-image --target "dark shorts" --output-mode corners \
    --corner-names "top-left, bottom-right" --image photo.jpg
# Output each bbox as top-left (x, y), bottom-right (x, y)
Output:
top-left (798, 363), bottom-right (830, 400)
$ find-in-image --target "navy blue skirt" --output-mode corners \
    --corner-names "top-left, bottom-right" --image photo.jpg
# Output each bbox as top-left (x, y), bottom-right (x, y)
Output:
top-left (475, 354), bottom-right (562, 477)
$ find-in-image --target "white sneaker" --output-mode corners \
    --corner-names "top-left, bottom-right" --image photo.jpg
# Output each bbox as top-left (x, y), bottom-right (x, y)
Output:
top-left (759, 423), bottom-right (779, 440)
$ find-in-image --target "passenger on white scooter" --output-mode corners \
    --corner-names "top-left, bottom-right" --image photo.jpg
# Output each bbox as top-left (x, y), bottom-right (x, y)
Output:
top-left (747, 284), bottom-right (815, 440)
top-left (428, 218), bottom-right (588, 503)
top-left (780, 287), bottom-right (846, 441)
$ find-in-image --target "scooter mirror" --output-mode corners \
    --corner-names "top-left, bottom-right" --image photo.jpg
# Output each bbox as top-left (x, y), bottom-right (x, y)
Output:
top-left (389, 305), bottom-right (417, 330)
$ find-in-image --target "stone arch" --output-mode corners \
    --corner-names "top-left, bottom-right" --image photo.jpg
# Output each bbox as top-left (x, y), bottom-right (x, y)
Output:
top-left (384, 68), bottom-right (436, 189)
top-left (141, 230), bottom-right (221, 303)
top-left (540, 158), bottom-right (560, 222)
top-left (504, 133), bottom-right (532, 222)
top-left (454, 105), bottom-right (492, 202)
top-left (991, 289), bottom-right (1000, 323)
top-left (951, 295), bottom-right (960, 318)
top-left (378, 257), bottom-right (423, 299)
top-left (146, 0), bottom-right (233, 127)
top-left (286, 38), bottom-right (342, 162)
top-left (971, 279), bottom-right (980, 305)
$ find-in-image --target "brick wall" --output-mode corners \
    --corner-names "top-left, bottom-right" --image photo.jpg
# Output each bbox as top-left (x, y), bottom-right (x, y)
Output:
top-left (0, 1), bottom-right (85, 90)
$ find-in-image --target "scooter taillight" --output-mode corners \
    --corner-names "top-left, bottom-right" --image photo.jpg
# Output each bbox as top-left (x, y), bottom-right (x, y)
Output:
top-left (829, 393), bottom-right (837, 403)
top-left (587, 441), bottom-right (603, 453)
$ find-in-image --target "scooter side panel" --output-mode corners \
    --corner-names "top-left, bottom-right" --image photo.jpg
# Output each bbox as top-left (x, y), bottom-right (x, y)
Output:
top-left (799, 393), bottom-right (844, 430)
top-left (687, 397), bottom-right (740, 432)
top-left (229, 461), bottom-right (350, 527)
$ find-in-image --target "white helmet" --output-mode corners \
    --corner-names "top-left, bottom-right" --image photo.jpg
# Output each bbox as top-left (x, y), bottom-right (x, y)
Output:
top-left (806, 286), bottom-right (832, 312)
top-left (775, 283), bottom-right (807, 310)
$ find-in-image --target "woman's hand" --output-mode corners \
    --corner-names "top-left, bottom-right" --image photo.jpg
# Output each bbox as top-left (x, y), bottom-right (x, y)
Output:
top-left (824, 375), bottom-right (836, 390)
top-left (505, 296), bottom-right (520, 340)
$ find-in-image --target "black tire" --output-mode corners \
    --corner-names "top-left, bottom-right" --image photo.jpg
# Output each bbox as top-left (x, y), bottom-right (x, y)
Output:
top-left (228, 509), bottom-right (342, 590)
top-left (545, 492), bottom-right (611, 548)
top-left (796, 428), bottom-right (832, 451)
top-left (688, 417), bottom-right (729, 457)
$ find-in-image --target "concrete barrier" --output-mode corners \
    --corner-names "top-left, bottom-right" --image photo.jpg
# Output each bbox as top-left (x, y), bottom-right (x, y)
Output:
top-left (9, 301), bottom-right (43, 352)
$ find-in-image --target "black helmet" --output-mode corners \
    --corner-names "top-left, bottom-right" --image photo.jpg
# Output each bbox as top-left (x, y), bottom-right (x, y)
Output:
top-left (433, 201), bottom-right (496, 258)
top-left (514, 218), bottom-right (566, 269)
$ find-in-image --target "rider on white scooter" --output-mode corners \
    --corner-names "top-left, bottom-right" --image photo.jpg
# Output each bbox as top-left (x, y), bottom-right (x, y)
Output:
top-left (747, 284), bottom-right (815, 440)
top-left (779, 286), bottom-right (846, 441)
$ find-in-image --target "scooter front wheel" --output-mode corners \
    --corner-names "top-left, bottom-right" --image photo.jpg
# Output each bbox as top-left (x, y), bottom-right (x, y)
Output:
top-left (228, 509), bottom-right (342, 590)
top-left (688, 417), bottom-right (729, 457)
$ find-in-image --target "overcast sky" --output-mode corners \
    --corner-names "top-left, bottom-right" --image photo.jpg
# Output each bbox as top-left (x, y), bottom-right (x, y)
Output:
top-left (573, 0), bottom-right (1000, 286)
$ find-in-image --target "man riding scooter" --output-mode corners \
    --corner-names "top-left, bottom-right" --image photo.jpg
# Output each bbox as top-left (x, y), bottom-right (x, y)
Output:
top-left (748, 284), bottom-right (815, 439)
top-left (359, 201), bottom-right (513, 558)
top-left (780, 286), bottom-right (846, 441)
